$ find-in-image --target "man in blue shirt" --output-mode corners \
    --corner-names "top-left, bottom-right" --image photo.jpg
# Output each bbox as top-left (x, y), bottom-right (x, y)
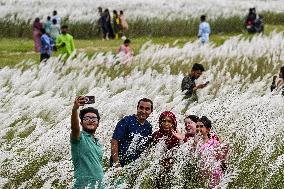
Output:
top-left (39, 28), bottom-right (52, 62)
top-left (198, 15), bottom-right (211, 44)
top-left (111, 98), bottom-right (153, 167)
top-left (70, 96), bottom-right (104, 188)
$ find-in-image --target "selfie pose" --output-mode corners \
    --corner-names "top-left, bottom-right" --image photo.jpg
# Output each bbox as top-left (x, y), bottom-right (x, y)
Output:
top-left (70, 96), bottom-right (104, 189)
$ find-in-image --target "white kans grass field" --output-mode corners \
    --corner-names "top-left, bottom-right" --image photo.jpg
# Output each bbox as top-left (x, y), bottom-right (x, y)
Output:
top-left (0, 32), bottom-right (284, 188)
top-left (1, 0), bottom-right (284, 21)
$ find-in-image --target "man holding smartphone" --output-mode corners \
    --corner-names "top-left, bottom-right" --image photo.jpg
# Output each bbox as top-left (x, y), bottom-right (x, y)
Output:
top-left (181, 63), bottom-right (208, 100)
top-left (70, 96), bottom-right (104, 188)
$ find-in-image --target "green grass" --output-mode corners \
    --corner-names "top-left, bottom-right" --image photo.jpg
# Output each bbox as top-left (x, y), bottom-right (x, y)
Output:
top-left (1, 11), bottom-right (284, 39)
top-left (0, 24), bottom-right (284, 69)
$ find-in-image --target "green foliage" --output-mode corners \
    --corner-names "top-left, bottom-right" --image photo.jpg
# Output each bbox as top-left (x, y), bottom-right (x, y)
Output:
top-left (18, 125), bottom-right (36, 138)
top-left (1, 12), bottom-right (284, 39)
top-left (4, 129), bottom-right (16, 142)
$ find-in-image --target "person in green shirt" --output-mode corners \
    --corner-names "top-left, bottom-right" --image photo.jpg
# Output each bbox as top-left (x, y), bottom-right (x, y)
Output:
top-left (71, 96), bottom-right (104, 188)
top-left (56, 25), bottom-right (75, 58)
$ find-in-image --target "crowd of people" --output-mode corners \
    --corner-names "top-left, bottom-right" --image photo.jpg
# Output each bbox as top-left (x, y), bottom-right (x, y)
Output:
top-left (28, 7), bottom-right (283, 189)
top-left (32, 10), bottom-right (75, 61)
top-left (97, 7), bottom-right (129, 40)
top-left (71, 96), bottom-right (229, 189)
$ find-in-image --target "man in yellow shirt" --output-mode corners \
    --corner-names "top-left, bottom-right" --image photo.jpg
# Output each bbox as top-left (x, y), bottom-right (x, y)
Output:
top-left (56, 25), bottom-right (75, 58)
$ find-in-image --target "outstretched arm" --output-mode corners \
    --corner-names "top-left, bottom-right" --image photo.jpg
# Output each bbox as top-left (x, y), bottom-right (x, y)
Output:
top-left (71, 96), bottom-right (85, 139)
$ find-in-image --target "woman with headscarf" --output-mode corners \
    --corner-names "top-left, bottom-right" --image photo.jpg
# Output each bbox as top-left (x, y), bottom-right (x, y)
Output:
top-left (151, 111), bottom-right (181, 188)
top-left (32, 17), bottom-right (43, 52)
top-left (152, 111), bottom-right (180, 150)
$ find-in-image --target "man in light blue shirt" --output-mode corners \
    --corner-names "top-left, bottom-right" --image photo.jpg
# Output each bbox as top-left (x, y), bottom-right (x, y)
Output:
top-left (198, 15), bottom-right (211, 44)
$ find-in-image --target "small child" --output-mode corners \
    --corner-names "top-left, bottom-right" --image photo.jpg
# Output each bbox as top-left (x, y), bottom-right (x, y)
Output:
top-left (117, 39), bottom-right (133, 56)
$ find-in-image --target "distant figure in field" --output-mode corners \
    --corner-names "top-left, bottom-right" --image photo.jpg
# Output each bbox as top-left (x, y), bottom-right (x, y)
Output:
top-left (119, 10), bottom-right (128, 37)
top-left (113, 10), bottom-right (122, 39)
top-left (245, 8), bottom-right (264, 33)
top-left (39, 28), bottom-right (52, 62)
top-left (49, 19), bottom-right (61, 42)
top-left (117, 39), bottom-right (133, 56)
top-left (181, 63), bottom-right (208, 100)
top-left (32, 17), bottom-right (43, 52)
top-left (271, 66), bottom-right (284, 96)
top-left (97, 7), bottom-right (103, 37)
top-left (56, 25), bottom-right (75, 58)
top-left (198, 15), bottom-right (211, 44)
top-left (117, 39), bottom-right (134, 64)
top-left (52, 10), bottom-right (61, 26)
top-left (44, 16), bottom-right (52, 35)
top-left (104, 9), bottom-right (115, 39)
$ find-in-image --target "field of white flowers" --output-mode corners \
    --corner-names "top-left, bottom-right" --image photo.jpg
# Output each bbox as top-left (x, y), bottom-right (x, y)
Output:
top-left (1, 0), bottom-right (284, 21)
top-left (0, 32), bottom-right (283, 188)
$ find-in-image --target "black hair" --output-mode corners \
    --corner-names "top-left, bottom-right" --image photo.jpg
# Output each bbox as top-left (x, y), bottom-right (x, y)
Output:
top-left (47, 16), bottom-right (51, 20)
top-left (35, 17), bottom-right (40, 22)
top-left (124, 39), bottom-right (131, 44)
top-left (192, 63), bottom-right (205, 72)
top-left (200, 15), bottom-right (206, 22)
top-left (185, 115), bottom-right (199, 123)
top-left (198, 116), bottom-right (212, 129)
top-left (198, 116), bottom-right (212, 138)
top-left (113, 10), bottom-right (118, 15)
top-left (280, 66), bottom-right (284, 79)
top-left (61, 25), bottom-right (68, 29)
top-left (40, 28), bottom-right (46, 34)
top-left (79, 107), bottom-right (100, 122)
top-left (52, 18), bottom-right (57, 24)
top-left (53, 10), bottom-right (57, 15)
top-left (120, 10), bottom-right (124, 14)
top-left (137, 98), bottom-right (153, 111)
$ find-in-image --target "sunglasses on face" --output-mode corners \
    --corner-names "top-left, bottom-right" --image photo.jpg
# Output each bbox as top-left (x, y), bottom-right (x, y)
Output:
top-left (83, 116), bottom-right (98, 122)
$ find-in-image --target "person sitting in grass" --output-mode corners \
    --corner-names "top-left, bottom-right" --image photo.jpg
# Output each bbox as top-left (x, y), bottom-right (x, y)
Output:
top-left (56, 25), bottom-right (75, 59)
top-left (70, 96), bottom-right (104, 188)
top-left (118, 39), bottom-right (133, 55)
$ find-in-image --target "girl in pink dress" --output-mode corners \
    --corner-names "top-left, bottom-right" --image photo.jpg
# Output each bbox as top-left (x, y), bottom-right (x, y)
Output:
top-left (195, 116), bottom-right (229, 188)
top-left (32, 17), bottom-right (42, 52)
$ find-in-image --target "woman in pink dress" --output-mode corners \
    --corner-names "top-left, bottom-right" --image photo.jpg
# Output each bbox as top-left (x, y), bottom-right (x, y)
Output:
top-left (32, 17), bottom-right (43, 52)
top-left (195, 116), bottom-right (229, 188)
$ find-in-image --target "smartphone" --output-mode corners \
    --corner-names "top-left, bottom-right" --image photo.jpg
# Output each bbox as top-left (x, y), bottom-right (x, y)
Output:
top-left (84, 96), bottom-right (95, 104)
